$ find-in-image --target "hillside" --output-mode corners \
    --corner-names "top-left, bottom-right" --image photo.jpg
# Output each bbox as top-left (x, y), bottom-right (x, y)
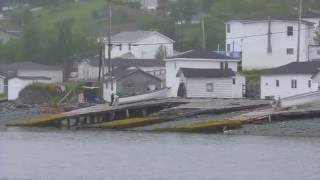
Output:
top-left (0, 0), bottom-right (320, 64)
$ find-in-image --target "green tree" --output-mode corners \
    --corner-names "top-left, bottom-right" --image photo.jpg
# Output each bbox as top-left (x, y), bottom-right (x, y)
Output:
top-left (175, 0), bottom-right (198, 23)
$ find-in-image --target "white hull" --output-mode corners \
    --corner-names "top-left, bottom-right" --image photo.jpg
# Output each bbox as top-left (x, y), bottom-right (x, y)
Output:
top-left (278, 91), bottom-right (320, 108)
top-left (118, 88), bottom-right (171, 104)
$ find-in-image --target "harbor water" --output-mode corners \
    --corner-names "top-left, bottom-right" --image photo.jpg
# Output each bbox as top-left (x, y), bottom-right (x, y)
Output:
top-left (1, 127), bottom-right (320, 180)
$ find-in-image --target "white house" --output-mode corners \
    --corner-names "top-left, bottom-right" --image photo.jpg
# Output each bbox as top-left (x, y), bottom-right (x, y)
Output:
top-left (7, 76), bottom-right (52, 100)
top-left (177, 68), bottom-right (245, 98)
top-left (0, 74), bottom-right (5, 94)
top-left (226, 17), bottom-right (319, 69)
top-left (105, 31), bottom-right (175, 59)
top-left (140, 0), bottom-right (158, 10)
top-left (260, 61), bottom-right (320, 99)
top-left (0, 61), bottom-right (63, 82)
top-left (165, 49), bottom-right (245, 98)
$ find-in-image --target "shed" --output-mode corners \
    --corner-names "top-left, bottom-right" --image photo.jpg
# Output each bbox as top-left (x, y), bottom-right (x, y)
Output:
top-left (176, 68), bottom-right (245, 98)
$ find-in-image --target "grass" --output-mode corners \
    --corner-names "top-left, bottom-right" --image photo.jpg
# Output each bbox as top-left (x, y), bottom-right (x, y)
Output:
top-left (0, 93), bottom-right (7, 99)
top-left (161, 120), bottom-right (242, 133)
top-left (7, 114), bottom-right (66, 127)
top-left (33, 0), bottom-right (105, 32)
top-left (86, 117), bottom-right (164, 129)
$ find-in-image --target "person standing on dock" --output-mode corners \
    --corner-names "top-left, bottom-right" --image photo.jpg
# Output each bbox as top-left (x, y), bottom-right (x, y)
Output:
top-left (110, 93), bottom-right (114, 106)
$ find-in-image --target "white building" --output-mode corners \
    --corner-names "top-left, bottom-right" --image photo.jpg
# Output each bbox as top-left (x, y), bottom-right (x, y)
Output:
top-left (226, 17), bottom-right (320, 69)
top-left (105, 31), bottom-right (174, 59)
top-left (0, 61), bottom-right (63, 82)
top-left (177, 68), bottom-right (245, 98)
top-left (165, 49), bottom-right (245, 98)
top-left (7, 76), bottom-right (52, 100)
top-left (260, 61), bottom-right (320, 99)
top-left (0, 61), bottom-right (63, 100)
top-left (140, 0), bottom-right (158, 10)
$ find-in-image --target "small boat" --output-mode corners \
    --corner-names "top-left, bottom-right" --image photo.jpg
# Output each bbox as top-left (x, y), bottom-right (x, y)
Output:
top-left (117, 88), bottom-right (171, 105)
top-left (273, 90), bottom-right (320, 109)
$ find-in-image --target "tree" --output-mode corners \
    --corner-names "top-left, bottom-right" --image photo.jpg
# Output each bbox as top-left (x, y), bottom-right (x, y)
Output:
top-left (155, 45), bottom-right (167, 59)
top-left (315, 30), bottom-right (320, 45)
top-left (175, 0), bottom-right (198, 23)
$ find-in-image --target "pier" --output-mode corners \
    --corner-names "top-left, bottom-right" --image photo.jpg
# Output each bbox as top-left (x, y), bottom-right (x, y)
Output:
top-left (7, 98), bottom-right (269, 131)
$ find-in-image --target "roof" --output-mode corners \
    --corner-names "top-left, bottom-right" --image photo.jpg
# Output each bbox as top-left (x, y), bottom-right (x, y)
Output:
top-left (167, 49), bottom-right (237, 60)
top-left (303, 10), bottom-right (320, 18)
top-left (109, 68), bottom-right (161, 81)
top-left (8, 76), bottom-right (52, 80)
top-left (86, 57), bottom-right (165, 68)
top-left (228, 16), bottom-right (314, 26)
top-left (0, 61), bottom-right (62, 71)
top-left (177, 68), bottom-right (236, 78)
top-left (110, 30), bottom-right (175, 43)
top-left (262, 61), bottom-right (320, 75)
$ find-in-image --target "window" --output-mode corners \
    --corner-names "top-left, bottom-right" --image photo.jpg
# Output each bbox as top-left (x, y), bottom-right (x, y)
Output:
top-left (287, 48), bottom-right (294, 55)
top-left (287, 26), bottom-right (293, 36)
top-left (317, 49), bottom-right (320, 55)
top-left (128, 43), bottom-right (132, 50)
top-left (291, 79), bottom-right (297, 89)
top-left (227, 24), bottom-right (231, 33)
top-left (308, 80), bottom-right (312, 88)
top-left (227, 44), bottom-right (231, 52)
top-left (206, 83), bottom-right (214, 92)
top-left (225, 63), bottom-right (229, 69)
top-left (233, 78), bottom-right (236, 85)
top-left (276, 80), bottom-right (279, 87)
top-left (220, 62), bottom-right (224, 69)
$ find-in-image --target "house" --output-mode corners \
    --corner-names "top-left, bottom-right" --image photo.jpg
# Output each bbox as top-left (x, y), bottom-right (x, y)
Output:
top-left (74, 57), bottom-right (166, 81)
top-left (103, 68), bottom-right (162, 102)
top-left (140, 0), bottom-right (158, 10)
top-left (0, 61), bottom-right (63, 83)
top-left (0, 61), bottom-right (63, 100)
top-left (105, 31), bottom-right (174, 59)
top-left (7, 76), bottom-right (52, 100)
top-left (177, 68), bottom-right (244, 98)
top-left (0, 73), bottom-right (5, 94)
top-left (165, 49), bottom-right (245, 98)
top-left (226, 17), bottom-right (319, 69)
top-left (260, 61), bottom-right (320, 99)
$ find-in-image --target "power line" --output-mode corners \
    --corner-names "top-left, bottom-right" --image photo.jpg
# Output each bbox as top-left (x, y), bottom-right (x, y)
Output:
top-left (226, 26), bottom-right (316, 40)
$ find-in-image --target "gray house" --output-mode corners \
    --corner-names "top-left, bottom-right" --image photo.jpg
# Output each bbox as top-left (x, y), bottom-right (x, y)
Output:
top-left (104, 68), bottom-right (162, 98)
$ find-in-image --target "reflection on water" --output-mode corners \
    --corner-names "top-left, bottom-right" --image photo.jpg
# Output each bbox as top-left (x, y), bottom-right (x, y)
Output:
top-left (1, 128), bottom-right (320, 180)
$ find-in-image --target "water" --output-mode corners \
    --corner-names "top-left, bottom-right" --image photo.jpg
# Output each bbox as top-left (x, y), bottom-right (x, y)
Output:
top-left (1, 128), bottom-right (320, 180)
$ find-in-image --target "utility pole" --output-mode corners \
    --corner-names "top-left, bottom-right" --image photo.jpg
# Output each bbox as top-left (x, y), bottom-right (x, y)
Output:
top-left (297, 0), bottom-right (302, 62)
top-left (107, 0), bottom-right (113, 91)
top-left (201, 18), bottom-right (206, 49)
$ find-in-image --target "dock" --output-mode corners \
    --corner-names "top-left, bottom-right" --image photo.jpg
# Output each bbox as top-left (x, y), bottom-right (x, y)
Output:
top-left (7, 98), bottom-right (269, 130)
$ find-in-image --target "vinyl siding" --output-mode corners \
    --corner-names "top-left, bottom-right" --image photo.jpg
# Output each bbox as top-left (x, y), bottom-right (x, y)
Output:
top-left (260, 74), bottom-right (318, 99)
top-left (186, 78), bottom-right (233, 98)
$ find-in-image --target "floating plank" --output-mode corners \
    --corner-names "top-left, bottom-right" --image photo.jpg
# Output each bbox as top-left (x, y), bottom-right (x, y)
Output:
top-left (85, 117), bottom-right (164, 129)
top-left (7, 114), bottom-right (66, 127)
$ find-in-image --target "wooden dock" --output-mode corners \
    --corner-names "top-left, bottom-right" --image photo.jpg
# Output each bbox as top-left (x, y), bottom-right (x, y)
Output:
top-left (7, 99), bottom-right (270, 129)
top-left (7, 99), bottom-right (185, 128)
